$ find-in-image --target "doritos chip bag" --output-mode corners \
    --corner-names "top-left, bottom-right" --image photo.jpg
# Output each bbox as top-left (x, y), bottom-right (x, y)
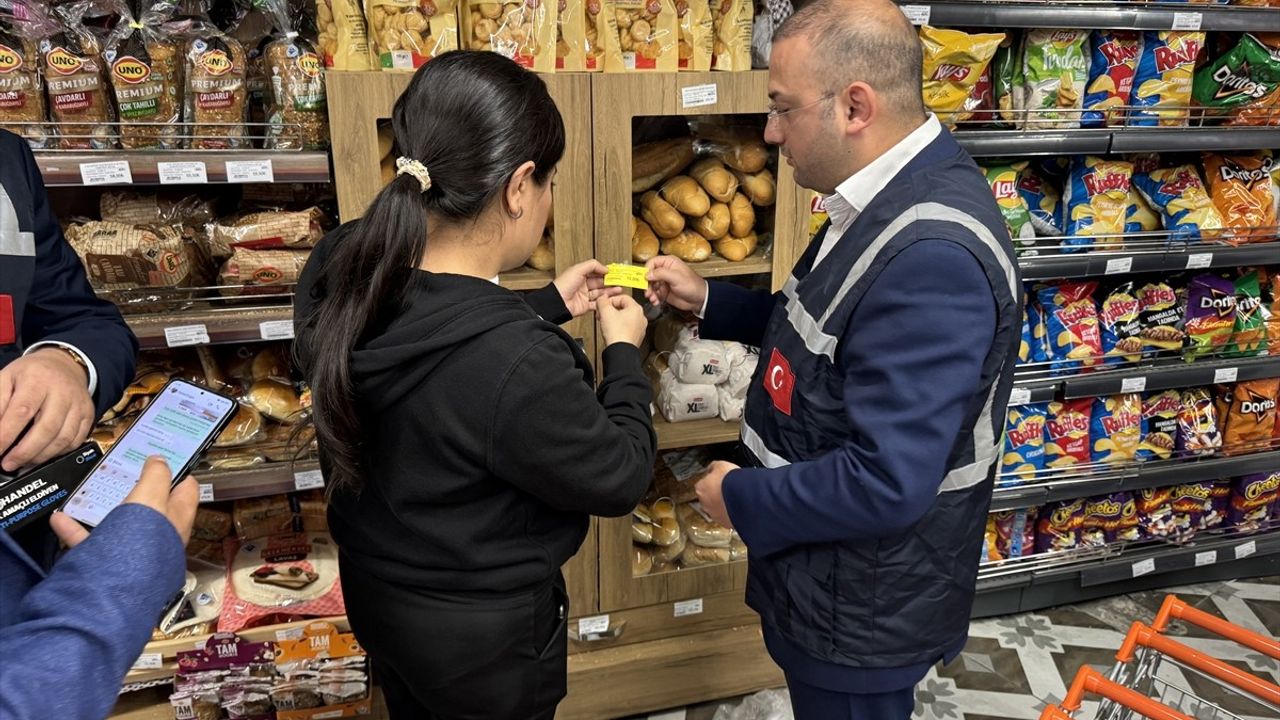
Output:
top-left (1203, 154), bottom-right (1277, 243)
top-left (1039, 281), bottom-right (1103, 374)
top-left (1184, 273), bottom-right (1237, 360)
top-left (1132, 162), bottom-right (1225, 241)
top-left (1138, 281), bottom-right (1186, 352)
top-left (1222, 378), bottom-right (1279, 456)
top-left (1131, 31), bottom-right (1205, 127)
top-left (1230, 270), bottom-right (1268, 357)
top-left (1126, 187), bottom-right (1162, 234)
top-left (1084, 30), bottom-right (1140, 128)
top-left (1268, 272), bottom-right (1280, 355)
top-left (1045, 398), bottom-right (1092, 468)
top-left (1021, 29), bottom-right (1089, 130)
top-left (1099, 281), bottom-right (1144, 364)
top-left (1018, 166), bottom-right (1064, 237)
top-left (984, 162), bottom-right (1037, 251)
top-left (1065, 156), bottom-right (1133, 248)
top-left (1092, 394), bottom-right (1146, 464)
top-left (919, 26), bottom-right (1005, 126)
top-left (1178, 388), bottom-right (1222, 457)
top-left (1139, 390), bottom-right (1181, 461)
top-left (1193, 34), bottom-right (1280, 124)
top-left (1002, 403), bottom-right (1047, 484)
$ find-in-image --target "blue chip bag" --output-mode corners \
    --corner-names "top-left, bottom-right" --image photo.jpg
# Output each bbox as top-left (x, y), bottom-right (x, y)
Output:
top-left (1002, 403), bottom-right (1048, 485)
top-left (1132, 162), bottom-right (1226, 241)
top-left (1039, 281), bottom-right (1104, 375)
top-left (1064, 156), bottom-right (1133, 250)
top-left (1028, 295), bottom-right (1049, 364)
top-left (1131, 31), bottom-right (1206, 127)
top-left (1091, 393), bottom-right (1146, 464)
top-left (1018, 166), bottom-right (1064, 237)
top-left (1125, 187), bottom-right (1161, 234)
top-left (1084, 31), bottom-right (1141, 128)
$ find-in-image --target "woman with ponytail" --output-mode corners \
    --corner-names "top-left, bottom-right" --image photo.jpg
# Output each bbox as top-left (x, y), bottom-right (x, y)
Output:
top-left (293, 51), bottom-right (655, 719)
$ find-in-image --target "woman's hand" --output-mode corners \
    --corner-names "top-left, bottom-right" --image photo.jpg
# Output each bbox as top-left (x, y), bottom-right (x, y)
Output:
top-left (597, 294), bottom-right (649, 348)
top-left (553, 260), bottom-right (623, 318)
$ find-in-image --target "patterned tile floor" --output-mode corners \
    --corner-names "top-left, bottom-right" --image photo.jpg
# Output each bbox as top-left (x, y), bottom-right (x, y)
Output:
top-left (626, 575), bottom-right (1280, 720)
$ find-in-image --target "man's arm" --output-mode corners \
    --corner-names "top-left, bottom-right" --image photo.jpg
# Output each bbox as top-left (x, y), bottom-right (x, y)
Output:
top-left (721, 240), bottom-right (997, 558)
top-left (697, 281), bottom-right (778, 348)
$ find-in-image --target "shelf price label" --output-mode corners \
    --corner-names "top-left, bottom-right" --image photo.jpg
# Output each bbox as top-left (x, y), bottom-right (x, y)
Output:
top-left (577, 615), bottom-right (610, 637)
top-left (260, 320), bottom-right (295, 340)
top-left (1186, 252), bottom-right (1213, 270)
top-left (1121, 376), bottom-right (1147, 394)
top-left (276, 627), bottom-right (305, 642)
top-left (1008, 387), bottom-right (1032, 406)
top-left (165, 324), bottom-right (210, 347)
top-left (1235, 541), bottom-right (1256, 560)
top-left (900, 4), bottom-right (931, 25)
top-left (1213, 367), bottom-right (1239, 384)
top-left (1172, 11), bottom-right (1202, 31)
top-left (294, 470), bottom-right (325, 491)
top-left (1131, 558), bottom-right (1156, 578)
top-left (158, 161), bottom-right (209, 185)
top-left (132, 653), bottom-right (163, 670)
top-left (225, 159), bottom-right (275, 184)
top-left (1105, 257), bottom-right (1133, 275)
top-left (1195, 551), bottom-right (1217, 567)
top-left (80, 160), bottom-right (133, 186)
top-left (198, 483), bottom-right (215, 502)
top-left (681, 83), bottom-right (718, 109)
top-left (674, 598), bottom-right (704, 618)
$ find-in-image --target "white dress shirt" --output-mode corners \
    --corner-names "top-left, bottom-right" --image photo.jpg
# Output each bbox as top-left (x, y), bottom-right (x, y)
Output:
top-left (24, 341), bottom-right (98, 395)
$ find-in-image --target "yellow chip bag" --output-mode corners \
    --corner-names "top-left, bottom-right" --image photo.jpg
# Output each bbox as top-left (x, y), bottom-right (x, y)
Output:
top-left (1131, 31), bottom-right (1205, 127)
top-left (1064, 156), bottom-right (1133, 248)
top-left (919, 26), bottom-right (1005, 126)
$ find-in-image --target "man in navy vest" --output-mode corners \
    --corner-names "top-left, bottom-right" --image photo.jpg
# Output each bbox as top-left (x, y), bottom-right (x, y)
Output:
top-left (646, 1), bottom-right (1022, 717)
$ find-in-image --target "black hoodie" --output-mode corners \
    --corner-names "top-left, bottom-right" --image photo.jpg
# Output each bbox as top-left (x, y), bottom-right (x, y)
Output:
top-left (294, 228), bottom-right (656, 593)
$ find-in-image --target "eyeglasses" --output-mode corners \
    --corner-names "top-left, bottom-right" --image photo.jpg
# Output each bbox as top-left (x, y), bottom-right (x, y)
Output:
top-left (766, 93), bottom-right (836, 123)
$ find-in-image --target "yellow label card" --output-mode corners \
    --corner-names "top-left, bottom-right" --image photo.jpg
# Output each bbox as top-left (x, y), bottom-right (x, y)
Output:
top-left (604, 263), bottom-right (649, 290)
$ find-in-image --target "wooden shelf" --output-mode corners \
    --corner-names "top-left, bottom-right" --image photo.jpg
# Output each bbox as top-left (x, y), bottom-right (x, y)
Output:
top-left (196, 460), bottom-right (321, 503)
top-left (500, 266), bottom-right (554, 291)
top-left (655, 416), bottom-right (740, 450)
top-left (688, 247), bottom-right (773, 279)
top-left (35, 150), bottom-right (331, 187)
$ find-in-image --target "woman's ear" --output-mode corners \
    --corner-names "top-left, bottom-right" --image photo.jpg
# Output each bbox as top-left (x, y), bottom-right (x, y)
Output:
top-left (504, 161), bottom-right (539, 219)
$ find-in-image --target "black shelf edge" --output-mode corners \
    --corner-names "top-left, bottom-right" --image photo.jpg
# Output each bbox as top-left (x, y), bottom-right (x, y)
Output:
top-left (1078, 531), bottom-right (1280, 587)
top-left (956, 129), bottom-right (1112, 158)
top-left (199, 460), bottom-right (322, 503)
top-left (1019, 244), bottom-right (1280, 282)
top-left (955, 128), bottom-right (1280, 158)
top-left (901, 2), bottom-right (1280, 33)
top-left (1062, 356), bottom-right (1280, 399)
top-left (1109, 128), bottom-right (1280, 154)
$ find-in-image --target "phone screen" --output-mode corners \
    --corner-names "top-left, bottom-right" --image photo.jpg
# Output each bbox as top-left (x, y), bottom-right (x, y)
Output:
top-left (63, 380), bottom-right (235, 528)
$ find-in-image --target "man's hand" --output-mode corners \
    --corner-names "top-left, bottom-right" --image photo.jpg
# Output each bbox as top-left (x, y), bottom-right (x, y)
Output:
top-left (553, 260), bottom-right (624, 318)
top-left (694, 460), bottom-right (740, 529)
top-left (0, 349), bottom-right (94, 472)
top-left (645, 256), bottom-right (708, 312)
top-left (50, 457), bottom-right (199, 549)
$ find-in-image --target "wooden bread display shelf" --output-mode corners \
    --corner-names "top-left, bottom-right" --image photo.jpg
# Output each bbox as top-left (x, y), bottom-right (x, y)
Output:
top-left (655, 416), bottom-right (741, 450)
top-left (687, 246), bottom-right (774, 279)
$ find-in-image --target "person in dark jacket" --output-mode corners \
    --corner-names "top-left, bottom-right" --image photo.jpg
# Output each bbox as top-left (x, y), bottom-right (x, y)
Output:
top-left (293, 51), bottom-right (656, 720)
top-left (645, 1), bottom-right (1021, 718)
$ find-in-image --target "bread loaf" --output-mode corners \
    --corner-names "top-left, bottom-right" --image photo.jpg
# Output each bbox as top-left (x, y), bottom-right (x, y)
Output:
top-left (681, 543), bottom-right (732, 567)
top-left (695, 125), bottom-right (770, 173)
top-left (633, 137), bottom-right (696, 193)
top-left (640, 191), bottom-right (686, 238)
top-left (648, 498), bottom-right (683, 547)
top-left (632, 217), bottom-right (660, 262)
top-left (734, 168), bottom-right (776, 206)
top-left (660, 175), bottom-right (711, 217)
top-left (633, 544), bottom-right (654, 576)
top-left (689, 158), bottom-right (738, 202)
top-left (714, 231), bottom-right (757, 262)
top-left (633, 502), bottom-right (655, 543)
top-left (246, 380), bottom-right (302, 423)
top-left (527, 233), bottom-right (555, 271)
top-left (729, 535), bottom-right (748, 561)
top-left (654, 527), bottom-right (686, 563)
top-left (691, 202), bottom-right (730, 240)
top-left (661, 229), bottom-right (712, 262)
top-left (729, 193), bottom-right (755, 236)
top-left (214, 404), bottom-right (264, 448)
top-left (678, 503), bottom-right (733, 548)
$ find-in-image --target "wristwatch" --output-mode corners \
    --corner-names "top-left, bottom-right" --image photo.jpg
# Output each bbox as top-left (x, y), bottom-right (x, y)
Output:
top-left (45, 345), bottom-right (89, 379)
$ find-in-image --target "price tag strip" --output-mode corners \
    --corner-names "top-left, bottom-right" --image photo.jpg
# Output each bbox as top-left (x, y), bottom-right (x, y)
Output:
top-left (604, 263), bottom-right (649, 290)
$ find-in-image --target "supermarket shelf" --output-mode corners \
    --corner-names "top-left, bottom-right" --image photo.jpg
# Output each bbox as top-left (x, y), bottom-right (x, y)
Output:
top-left (655, 417), bottom-right (741, 450)
top-left (1018, 242), bottom-right (1280, 282)
top-left (956, 127), bottom-right (1280, 158)
top-left (196, 460), bottom-right (321, 503)
top-left (1110, 127), bottom-right (1280, 154)
top-left (34, 150), bottom-right (332, 187)
top-left (500, 266), bottom-right (554, 291)
top-left (956, 129), bottom-right (1112, 158)
top-left (989, 449), bottom-right (1280, 512)
top-left (1010, 354), bottom-right (1280, 405)
top-left (690, 249), bottom-right (774, 279)
top-left (125, 306), bottom-right (294, 350)
top-left (898, 1), bottom-right (1280, 32)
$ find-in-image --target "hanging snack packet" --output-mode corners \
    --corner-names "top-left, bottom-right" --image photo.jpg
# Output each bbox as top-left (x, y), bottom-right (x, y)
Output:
top-left (983, 162), bottom-right (1037, 251)
top-left (1126, 187), bottom-right (1162, 234)
top-left (42, 1), bottom-right (115, 149)
top-left (982, 515), bottom-right (1003, 563)
top-left (261, 0), bottom-right (329, 149)
top-left (1203, 154), bottom-right (1277, 243)
top-left (1137, 281), bottom-right (1186, 352)
top-left (1091, 393), bottom-right (1145, 464)
top-left (1183, 273), bottom-right (1237, 360)
top-left (1115, 492), bottom-right (1141, 542)
top-left (315, 0), bottom-right (375, 70)
top-left (373, 0), bottom-right (461, 70)
top-left (1136, 486), bottom-right (1177, 539)
top-left (1229, 270), bottom-right (1267, 357)
top-left (1170, 483), bottom-right (1213, 535)
top-left (1045, 398), bottom-right (1092, 468)
top-left (1035, 498), bottom-right (1083, 554)
top-left (102, 1), bottom-right (181, 150)
top-left (1084, 30), bottom-right (1140, 128)
top-left (1177, 388), bottom-right (1222, 457)
top-left (709, 0), bottom-right (751, 71)
top-left (919, 25), bottom-right (1004, 126)
top-left (1002, 403), bottom-right (1047, 485)
top-left (1228, 471), bottom-right (1280, 530)
top-left (1139, 390), bottom-right (1181, 462)
top-left (1038, 281), bottom-right (1103, 374)
top-left (1205, 482), bottom-right (1231, 529)
top-left (1099, 281), bottom-right (1144, 364)
top-left (0, 1), bottom-right (56, 148)
top-left (993, 32), bottom-right (1019, 127)
top-left (1131, 31), bottom-right (1205, 127)
top-left (1132, 162), bottom-right (1225, 241)
top-left (1223, 378), bottom-right (1279, 456)
top-left (1020, 29), bottom-right (1089, 130)
top-left (1193, 34), bottom-right (1280, 123)
top-left (1064, 156), bottom-right (1133, 248)
top-left (1019, 304), bottom-right (1033, 365)
top-left (1018, 166), bottom-right (1064, 237)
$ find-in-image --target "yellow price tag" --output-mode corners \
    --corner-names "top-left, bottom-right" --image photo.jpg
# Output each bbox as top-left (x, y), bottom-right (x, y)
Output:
top-left (604, 263), bottom-right (649, 290)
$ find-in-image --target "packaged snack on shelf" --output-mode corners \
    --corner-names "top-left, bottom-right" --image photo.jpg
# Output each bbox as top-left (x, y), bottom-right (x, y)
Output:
top-left (42, 1), bottom-right (115, 149)
top-left (603, 0), bottom-right (679, 72)
top-left (709, 0), bottom-right (750, 71)
top-left (673, 0), bottom-right (711, 71)
top-left (1170, 482), bottom-right (1213, 535)
top-left (1203, 154), bottom-right (1278, 242)
top-left (1269, 272), bottom-right (1280, 356)
top-left (183, 20), bottom-right (249, 149)
top-left (1222, 377), bottom-right (1279, 455)
top-left (315, 0), bottom-right (375, 70)
top-left (646, 497), bottom-right (683, 547)
top-left (219, 248), bottom-right (310, 296)
top-left (993, 33), bottom-right (1019, 127)
top-left (670, 333), bottom-right (729, 385)
top-left (1116, 492), bottom-right (1141, 542)
top-left (1083, 30), bottom-right (1140, 128)
top-left (1035, 498), bottom-right (1083, 554)
top-left (1126, 188), bottom-right (1162, 234)
top-left (102, 1), bottom-right (181, 150)
top-left (219, 532), bottom-right (345, 632)
top-left (373, 0), bottom-right (460, 70)
top-left (273, 622), bottom-right (373, 719)
top-left (1130, 30), bottom-right (1205, 127)
top-left (1192, 34), bottom-right (1280, 124)
top-left (1045, 398), bottom-right (1092, 468)
top-left (1020, 29), bottom-right (1089, 130)
top-left (1002, 403), bottom-right (1047, 484)
top-left (1131, 161), bottom-right (1225, 241)
top-left (207, 208), bottom-right (326, 259)
top-left (1020, 298), bottom-right (1050, 365)
top-left (0, 2), bottom-right (54, 148)
top-left (213, 403), bottom-right (265, 448)
top-left (63, 221), bottom-right (205, 291)
top-left (982, 162), bottom-right (1037, 251)
top-left (681, 543), bottom-right (732, 567)
top-left (1183, 272), bottom-right (1237, 360)
top-left (1019, 305), bottom-right (1032, 364)
top-left (993, 506), bottom-right (1038, 558)
top-left (1082, 494), bottom-right (1119, 546)
top-left (558, 0), bottom-right (585, 70)
top-left (1038, 281), bottom-right (1103, 374)
top-left (1017, 166), bottom-right (1064, 237)
top-left (1136, 486), bottom-right (1178, 539)
top-left (1090, 393), bottom-right (1145, 464)
top-left (919, 26), bottom-right (1004, 126)
top-left (657, 373), bottom-right (718, 422)
top-left (260, 0), bottom-right (329, 150)
top-left (465, 0), bottom-right (555, 70)
top-left (1099, 281), bottom-right (1144, 364)
top-left (1137, 281), bottom-right (1186, 352)
top-left (1227, 471), bottom-right (1280, 530)
top-left (246, 378), bottom-right (304, 424)
top-left (584, 0), bottom-right (605, 69)
top-left (1064, 157), bottom-right (1133, 248)
top-left (981, 515), bottom-right (1003, 562)
top-left (233, 491), bottom-right (328, 540)
top-left (1205, 481), bottom-right (1231, 529)
top-left (1228, 270), bottom-right (1268, 357)
top-left (1138, 390), bottom-right (1181, 462)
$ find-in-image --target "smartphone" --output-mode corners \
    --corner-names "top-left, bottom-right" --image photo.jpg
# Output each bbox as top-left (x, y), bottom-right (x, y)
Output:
top-left (62, 379), bottom-right (237, 529)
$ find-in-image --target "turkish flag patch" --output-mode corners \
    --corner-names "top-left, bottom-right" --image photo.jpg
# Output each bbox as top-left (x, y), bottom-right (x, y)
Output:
top-left (763, 348), bottom-right (795, 416)
top-left (0, 295), bottom-right (13, 346)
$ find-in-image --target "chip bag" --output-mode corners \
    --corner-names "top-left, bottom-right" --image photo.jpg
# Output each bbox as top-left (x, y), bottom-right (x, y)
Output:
top-left (1019, 304), bottom-right (1033, 365)
top-left (984, 162), bottom-right (1037, 251)
top-left (1170, 482), bottom-right (1213, 535)
top-left (1018, 166), bottom-right (1064, 237)
top-left (1177, 388), bottom-right (1222, 457)
top-left (1126, 187), bottom-right (1162, 234)
top-left (993, 507), bottom-right (1038, 558)
top-left (1091, 393), bottom-right (1145, 464)
top-left (1027, 296), bottom-right (1049, 364)
top-left (1228, 471), bottom-right (1280, 530)
top-left (1137, 281), bottom-right (1186, 352)
top-left (1203, 154), bottom-right (1277, 243)
top-left (1136, 486), bottom-right (1177, 539)
top-left (1002, 403), bottom-right (1047, 484)
top-left (981, 515), bottom-right (1003, 563)
top-left (992, 33), bottom-right (1018, 127)
top-left (1035, 498), bottom-right (1083, 554)
top-left (1039, 281), bottom-right (1103, 374)
top-left (1193, 34), bottom-right (1280, 124)
top-left (919, 26), bottom-right (1005, 126)
top-left (1020, 29), bottom-right (1089, 130)
top-left (1269, 272), bottom-right (1280, 356)
top-left (1229, 270), bottom-right (1268, 357)
top-left (1084, 30), bottom-right (1140, 128)
top-left (1222, 378), bottom-right (1279, 456)
top-left (1132, 162), bottom-right (1225, 241)
top-left (1183, 273), bottom-right (1237, 360)
top-left (1045, 398), bottom-right (1092, 468)
top-left (1139, 390), bottom-right (1181, 462)
top-left (1064, 156), bottom-right (1133, 248)
top-left (1099, 281), bottom-right (1144, 364)
top-left (1131, 31), bottom-right (1205, 127)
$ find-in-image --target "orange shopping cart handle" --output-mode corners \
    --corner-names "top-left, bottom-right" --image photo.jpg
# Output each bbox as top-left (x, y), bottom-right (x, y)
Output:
top-left (1116, 621), bottom-right (1280, 706)
top-left (1055, 666), bottom-right (1193, 720)
top-left (1154, 595), bottom-right (1280, 660)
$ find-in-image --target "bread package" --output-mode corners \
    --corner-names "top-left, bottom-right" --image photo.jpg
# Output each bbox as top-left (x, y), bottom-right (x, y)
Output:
top-left (261, 0), bottom-right (329, 149)
top-left (219, 248), bottom-right (311, 296)
top-left (103, 2), bottom-right (182, 149)
top-left (316, 0), bottom-right (375, 70)
top-left (207, 208), bottom-right (326, 259)
top-left (215, 403), bottom-right (266, 448)
top-left (462, 0), bottom-right (551, 71)
top-left (64, 221), bottom-right (202, 291)
top-left (647, 498), bottom-right (683, 546)
top-left (670, 335), bottom-right (728, 384)
top-left (633, 544), bottom-right (654, 575)
top-left (709, 0), bottom-right (749, 71)
top-left (184, 26), bottom-right (249, 149)
top-left (680, 543), bottom-right (731, 567)
top-left (583, 0), bottom-right (606, 70)
top-left (0, 4), bottom-right (54, 149)
top-left (603, 0), bottom-right (679, 72)
top-left (633, 136), bottom-right (696, 193)
top-left (557, 0), bottom-right (585, 70)
top-left (678, 502), bottom-right (732, 548)
top-left (370, 0), bottom-right (460, 71)
top-left (632, 502), bottom-right (655, 543)
top-left (100, 192), bottom-right (216, 228)
top-left (675, 0), bottom-right (711, 71)
top-left (657, 371), bottom-right (718, 422)
top-left (42, 2), bottom-right (115, 149)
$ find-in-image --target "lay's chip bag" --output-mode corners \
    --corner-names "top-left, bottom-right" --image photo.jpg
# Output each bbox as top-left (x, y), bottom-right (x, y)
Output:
top-left (1039, 281), bottom-right (1103, 374)
top-left (1203, 154), bottom-right (1277, 244)
top-left (1126, 187), bottom-right (1162, 234)
top-left (984, 162), bottom-right (1037, 252)
top-left (1021, 29), bottom-right (1089, 130)
top-left (1084, 30), bottom-right (1140, 128)
top-left (1045, 397), bottom-right (1092, 468)
top-left (1002, 403), bottom-right (1047, 484)
top-left (1018, 166), bottom-right (1064, 237)
top-left (920, 26), bottom-right (1006, 126)
top-left (1132, 161), bottom-right (1225, 242)
top-left (1099, 281), bottom-right (1144, 364)
top-left (1065, 156), bottom-right (1133, 248)
top-left (1131, 31), bottom-right (1206, 127)
top-left (1193, 34), bottom-right (1280, 123)
top-left (1139, 390), bottom-right (1181, 461)
top-left (1091, 393), bottom-right (1146, 464)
